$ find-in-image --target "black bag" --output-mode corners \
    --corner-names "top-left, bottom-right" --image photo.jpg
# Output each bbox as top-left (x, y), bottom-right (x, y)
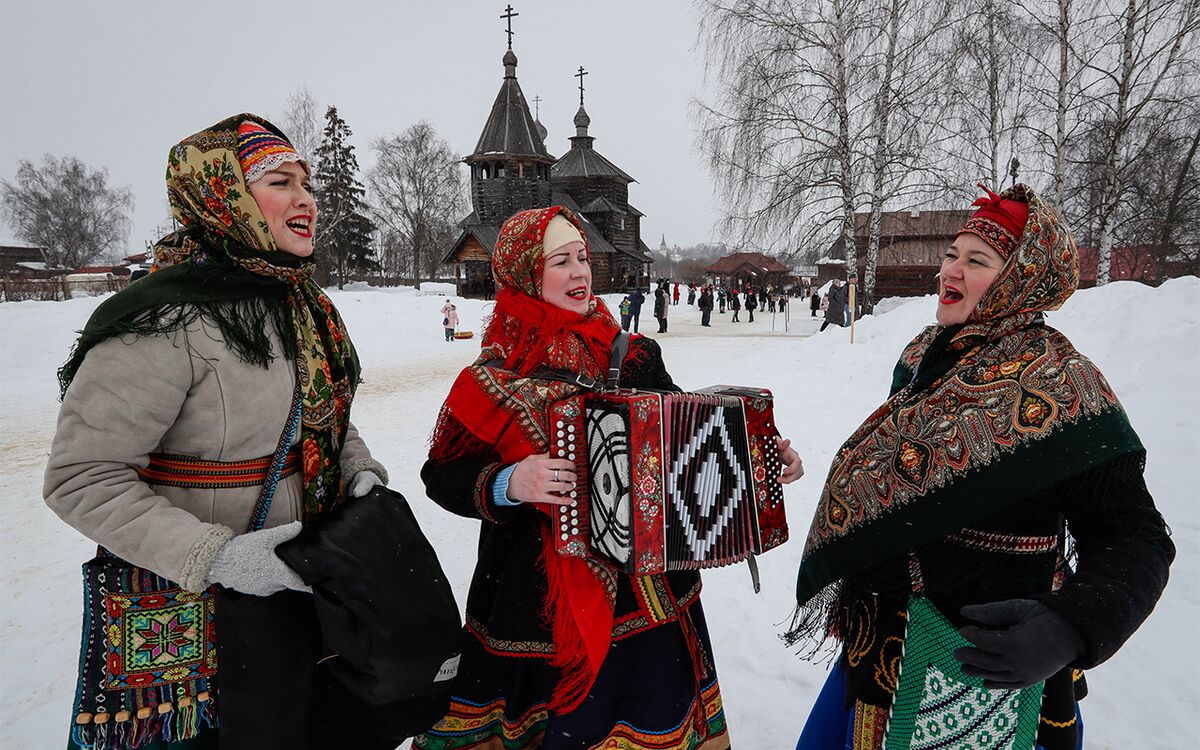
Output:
top-left (216, 588), bottom-right (408, 750)
top-left (277, 486), bottom-right (461, 733)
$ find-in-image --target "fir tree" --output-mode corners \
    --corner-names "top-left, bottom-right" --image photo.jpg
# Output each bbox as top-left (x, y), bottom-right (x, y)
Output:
top-left (313, 106), bottom-right (377, 288)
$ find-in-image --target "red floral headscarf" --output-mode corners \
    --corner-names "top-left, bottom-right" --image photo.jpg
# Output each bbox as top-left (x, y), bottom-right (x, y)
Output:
top-left (969, 183), bottom-right (1079, 323)
top-left (958, 183), bottom-right (1030, 260)
top-left (429, 206), bottom-right (620, 712)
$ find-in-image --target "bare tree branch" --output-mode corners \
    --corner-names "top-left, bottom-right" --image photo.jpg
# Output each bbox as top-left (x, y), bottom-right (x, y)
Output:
top-left (1, 155), bottom-right (134, 268)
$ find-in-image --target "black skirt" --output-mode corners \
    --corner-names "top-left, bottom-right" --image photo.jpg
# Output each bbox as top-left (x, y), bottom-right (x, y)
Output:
top-left (413, 601), bottom-right (730, 750)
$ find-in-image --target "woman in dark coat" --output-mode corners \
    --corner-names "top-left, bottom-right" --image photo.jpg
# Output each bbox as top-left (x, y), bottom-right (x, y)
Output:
top-left (792, 185), bottom-right (1173, 750)
top-left (729, 289), bottom-right (741, 322)
top-left (698, 284), bottom-right (714, 327)
top-left (415, 206), bottom-right (804, 749)
top-left (745, 289), bottom-right (758, 323)
top-left (654, 280), bottom-right (669, 333)
top-left (820, 281), bottom-right (846, 331)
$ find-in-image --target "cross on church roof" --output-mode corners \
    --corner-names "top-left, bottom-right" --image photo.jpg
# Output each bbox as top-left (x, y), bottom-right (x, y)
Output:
top-left (533, 95), bottom-right (542, 119)
top-left (501, 4), bottom-right (519, 50)
top-left (575, 66), bottom-right (588, 106)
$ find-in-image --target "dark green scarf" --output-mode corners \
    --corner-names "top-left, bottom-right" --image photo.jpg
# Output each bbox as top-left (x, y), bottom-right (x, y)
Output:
top-left (58, 242), bottom-right (299, 395)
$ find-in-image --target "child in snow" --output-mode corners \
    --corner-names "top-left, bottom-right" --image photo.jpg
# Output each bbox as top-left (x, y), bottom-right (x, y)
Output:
top-left (442, 300), bottom-right (460, 341)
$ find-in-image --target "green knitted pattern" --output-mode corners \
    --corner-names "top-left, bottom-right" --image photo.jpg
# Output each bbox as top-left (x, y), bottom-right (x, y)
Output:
top-left (884, 597), bottom-right (1042, 750)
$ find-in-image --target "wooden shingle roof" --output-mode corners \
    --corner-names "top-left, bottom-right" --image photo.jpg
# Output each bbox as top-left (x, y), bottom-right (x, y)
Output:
top-left (467, 50), bottom-right (554, 164)
top-left (705, 252), bottom-right (791, 275)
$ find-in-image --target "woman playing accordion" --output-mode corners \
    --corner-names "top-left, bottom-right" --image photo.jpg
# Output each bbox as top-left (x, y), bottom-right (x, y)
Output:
top-left (415, 206), bottom-right (803, 750)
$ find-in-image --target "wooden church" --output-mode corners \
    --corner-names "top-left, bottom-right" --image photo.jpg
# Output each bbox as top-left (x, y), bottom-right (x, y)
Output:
top-left (443, 11), bottom-right (654, 297)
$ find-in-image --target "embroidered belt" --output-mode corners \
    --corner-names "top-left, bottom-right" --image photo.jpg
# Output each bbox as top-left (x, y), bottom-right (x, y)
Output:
top-left (947, 527), bottom-right (1058, 555)
top-left (138, 448), bottom-right (301, 489)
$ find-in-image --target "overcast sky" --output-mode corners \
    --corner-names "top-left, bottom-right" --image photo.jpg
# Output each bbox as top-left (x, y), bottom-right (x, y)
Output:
top-left (1, 0), bottom-right (719, 254)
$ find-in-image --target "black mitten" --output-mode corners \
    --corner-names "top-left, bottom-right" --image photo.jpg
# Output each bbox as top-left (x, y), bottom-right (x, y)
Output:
top-left (953, 598), bottom-right (1085, 689)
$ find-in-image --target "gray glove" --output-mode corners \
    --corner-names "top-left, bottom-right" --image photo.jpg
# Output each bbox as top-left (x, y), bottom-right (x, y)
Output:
top-left (348, 470), bottom-right (383, 498)
top-left (953, 598), bottom-right (1085, 689)
top-left (208, 521), bottom-right (311, 596)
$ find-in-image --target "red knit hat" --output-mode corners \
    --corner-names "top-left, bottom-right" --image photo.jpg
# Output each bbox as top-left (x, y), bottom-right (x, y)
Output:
top-left (959, 183), bottom-right (1029, 258)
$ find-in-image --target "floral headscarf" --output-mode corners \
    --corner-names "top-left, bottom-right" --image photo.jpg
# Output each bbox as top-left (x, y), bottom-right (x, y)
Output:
top-left (61, 113), bottom-right (359, 520)
top-left (795, 184), bottom-right (1138, 612)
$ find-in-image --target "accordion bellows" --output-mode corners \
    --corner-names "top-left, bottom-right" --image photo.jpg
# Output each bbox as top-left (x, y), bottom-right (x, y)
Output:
top-left (550, 386), bottom-right (788, 576)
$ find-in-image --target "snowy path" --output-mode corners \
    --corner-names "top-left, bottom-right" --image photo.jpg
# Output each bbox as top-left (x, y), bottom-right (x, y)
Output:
top-left (1, 281), bottom-right (1196, 749)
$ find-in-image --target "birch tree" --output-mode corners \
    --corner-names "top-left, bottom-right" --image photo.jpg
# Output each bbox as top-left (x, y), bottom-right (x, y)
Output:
top-left (280, 86), bottom-right (322, 163)
top-left (1015, 0), bottom-right (1093, 207)
top-left (1154, 121), bottom-right (1200, 273)
top-left (693, 0), bottom-right (874, 269)
top-left (1104, 105), bottom-right (1200, 273)
top-left (1083, 0), bottom-right (1197, 285)
top-left (941, 0), bottom-right (1045, 191)
top-left (860, 0), bottom-right (959, 311)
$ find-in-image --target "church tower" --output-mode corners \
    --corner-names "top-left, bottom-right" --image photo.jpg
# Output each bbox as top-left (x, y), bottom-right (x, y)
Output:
top-left (463, 46), bottom-right (554, 225)
top-left (551, 68), bottom-right (651, 291)
top-left (443, 8), bottom-right (653, 297)
top-left (444, 6), bottom-right (556, 297)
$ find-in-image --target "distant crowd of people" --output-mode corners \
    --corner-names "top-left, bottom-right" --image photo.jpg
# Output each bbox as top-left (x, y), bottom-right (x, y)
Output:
top-left (617, 278), bottom-right (857, 334)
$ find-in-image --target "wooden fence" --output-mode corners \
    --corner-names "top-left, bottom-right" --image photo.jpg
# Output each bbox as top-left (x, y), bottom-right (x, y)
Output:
top-left (1, 272), bottom-right (468, 302)
top-left (1, 275), bottom-right (130, 302)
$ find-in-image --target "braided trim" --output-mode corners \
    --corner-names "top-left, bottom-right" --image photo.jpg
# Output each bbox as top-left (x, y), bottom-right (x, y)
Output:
top-left (473, 463), bottom-right (506, 523)
top-left (182, 525), bottom-right (235, 593)
top-left (342, 456), bottom-right (389, 489)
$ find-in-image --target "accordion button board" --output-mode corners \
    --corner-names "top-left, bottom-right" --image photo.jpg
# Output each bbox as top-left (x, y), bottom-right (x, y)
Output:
top-left (549, 386), bottom-right (788, 577)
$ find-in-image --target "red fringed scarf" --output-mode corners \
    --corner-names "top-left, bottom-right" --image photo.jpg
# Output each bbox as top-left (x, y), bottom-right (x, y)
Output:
top-left (428, 206), bottom-right (621, 714)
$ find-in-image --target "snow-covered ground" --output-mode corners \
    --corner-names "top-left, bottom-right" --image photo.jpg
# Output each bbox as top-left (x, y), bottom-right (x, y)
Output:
top-left (1, 278), bottom-right (1196, 749)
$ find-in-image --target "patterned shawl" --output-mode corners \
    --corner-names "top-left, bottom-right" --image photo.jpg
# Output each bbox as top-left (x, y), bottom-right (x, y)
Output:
top-left (795, 184), bottom-right (1143, 609)
top-left (59, 113), bottom-right (359, 520)
top-left (429, 206), bottom-right (622, 714)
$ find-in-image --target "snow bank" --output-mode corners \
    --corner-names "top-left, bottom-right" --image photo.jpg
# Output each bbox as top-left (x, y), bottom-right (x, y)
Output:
top-left (1, 277), bottom-right (1196, 748)
top-left (415, 282), bottom-right (457, 297)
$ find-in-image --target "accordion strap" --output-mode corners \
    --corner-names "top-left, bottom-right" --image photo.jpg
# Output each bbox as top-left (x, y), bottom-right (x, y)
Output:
top-left (606, 332), bottom-right (629, 389)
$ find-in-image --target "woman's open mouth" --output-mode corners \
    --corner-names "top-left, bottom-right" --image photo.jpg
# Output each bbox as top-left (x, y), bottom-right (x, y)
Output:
top-left (286, 216), bottom-right (313, 238)
top-left (566, 287), bottom-right (588, 300)
top-left (940, 285), bottom-right (963, 304)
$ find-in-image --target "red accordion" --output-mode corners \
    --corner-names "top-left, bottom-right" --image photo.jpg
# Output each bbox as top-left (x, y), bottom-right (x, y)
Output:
top-left (549, 385), bottom-right (788, 577)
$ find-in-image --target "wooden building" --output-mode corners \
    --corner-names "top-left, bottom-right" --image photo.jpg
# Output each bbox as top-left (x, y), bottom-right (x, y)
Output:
top-left (1, 241), bottom-right (54, 278)
top-left (825, 212), bottom-right (1195, 298)
top-left (443, 46), bottom-right (552, 298)
top-left (550, 103), bottom-right (653, 291)
top-left (705, 252), bottom-right (791, 289)
top-left (1077, 245), bottom-right (1161, 287)
top-left (443, 31), bottom-right (653, 297)
top-left (823, 209), bottom-right (973, 301)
